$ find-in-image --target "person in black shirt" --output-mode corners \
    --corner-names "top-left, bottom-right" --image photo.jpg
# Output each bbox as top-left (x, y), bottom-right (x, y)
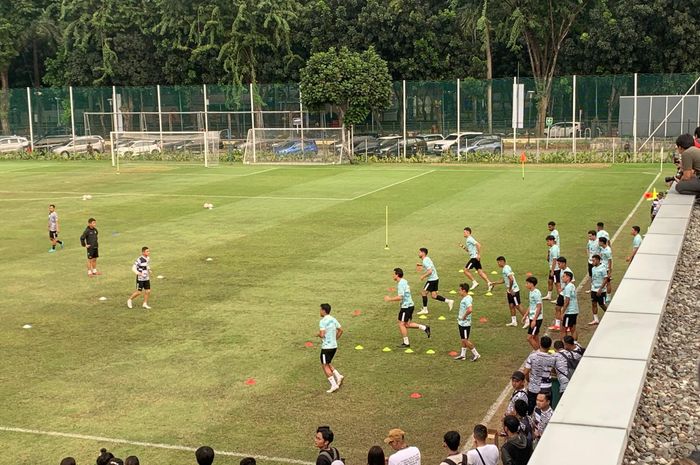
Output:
top-left (79, 217), bottom-right (100, 276)
top-left (315, 426), bottom-right (341, 465)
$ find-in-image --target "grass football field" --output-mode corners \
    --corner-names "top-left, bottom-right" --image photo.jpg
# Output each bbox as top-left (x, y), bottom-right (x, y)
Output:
top-left (0, 161), bottom-right (665, 465)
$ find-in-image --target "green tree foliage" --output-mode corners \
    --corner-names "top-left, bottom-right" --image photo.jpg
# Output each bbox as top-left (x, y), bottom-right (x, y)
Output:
top-left (0, 0), bottom-right (36, 131)
top-left (299, 47), bottom-right (392, 127)
top-left (45, 0), bottom-right (163, 86)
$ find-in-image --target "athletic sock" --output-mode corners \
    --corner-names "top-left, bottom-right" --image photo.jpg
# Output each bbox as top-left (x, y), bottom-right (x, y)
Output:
top-left (511, 316), bottom-right (517, 324)
top-left (92, 269), bottom-right (98, 273)
top-left (555, 319), bottom-right (561, 326)
top-left (471, 348), bottom-right (480, 356)
top-left (332, 369), bottom-right (342, 379)
top-left (436, 295), bottom-right (446, 302)
top-left (593, 314), bottom-right (599, 322)
top-left (417, 324), bottom-right (426, 331)
top-left (471, 280), bottom-right (478, 287)
top-left (51, 245), bottom-right (56, 250)
top-left (422, 296), bottom-right (428, 307)
top-left (403, 337), bottom-right (410, 345)
top-left (328, 376), bottom-right (338, 388)
top-left (460, 348), bottom-right (467, 357)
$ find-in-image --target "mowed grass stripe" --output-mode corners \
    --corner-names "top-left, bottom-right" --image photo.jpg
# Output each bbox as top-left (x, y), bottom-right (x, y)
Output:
top-left (0, 162), bottom-right (662, 465)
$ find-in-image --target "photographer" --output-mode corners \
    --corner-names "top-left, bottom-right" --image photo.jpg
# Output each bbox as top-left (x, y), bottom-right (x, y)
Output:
top-left (671, 134), bottom-right (700, 195)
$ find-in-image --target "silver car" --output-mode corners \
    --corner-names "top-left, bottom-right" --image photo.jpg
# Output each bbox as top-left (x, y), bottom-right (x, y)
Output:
top-left (52, 136), bottom-right (105, 156)
top-left (0, 136), bottom-right (30, 153)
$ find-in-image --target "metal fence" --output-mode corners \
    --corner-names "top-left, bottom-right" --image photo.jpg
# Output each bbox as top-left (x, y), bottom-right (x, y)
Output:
top-left (3, 73), bottom-right (700, 156)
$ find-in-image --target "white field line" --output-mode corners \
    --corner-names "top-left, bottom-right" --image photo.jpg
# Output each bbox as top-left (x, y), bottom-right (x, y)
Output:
top-left (0, 191), bottom-right (349, 202)
top-left (350, 170), bottom-right (435, 200)
top-left (0, 426), bottom-right (314, 465)
top-left (477, 171), bottom-right (662, 429)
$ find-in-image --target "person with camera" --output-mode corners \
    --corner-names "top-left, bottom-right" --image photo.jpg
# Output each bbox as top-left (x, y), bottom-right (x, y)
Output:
top-left (671, 134), bottom-right (700, 195)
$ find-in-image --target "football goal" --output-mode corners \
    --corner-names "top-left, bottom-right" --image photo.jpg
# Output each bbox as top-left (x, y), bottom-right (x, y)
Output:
top-left (110, 131), bottom-right (220, 168)
top-left (242, 127), bottom-right (346, 164)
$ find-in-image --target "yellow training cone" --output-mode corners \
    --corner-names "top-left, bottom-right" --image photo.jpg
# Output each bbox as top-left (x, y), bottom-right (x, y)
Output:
top-left (382, 347), bottom-right (392, 352)
top-left (485, 292), bottom-right (493, 296)
top-left (419, 314), bottom-right (428, 320)
top-left (490, 271), bottom-right (498, 275)
top-left (355, 345), bottom-right (364, 350)
top-left (404, 348), bottom-right (414, 354)
top-left (449, 290), bottom-right (457, 294)
top-left (438, 315), bottom-right (446, 320)
top-left (468, 291), bottom-right (474, 295)
top-left (425, 349), bottom-right (436, 355)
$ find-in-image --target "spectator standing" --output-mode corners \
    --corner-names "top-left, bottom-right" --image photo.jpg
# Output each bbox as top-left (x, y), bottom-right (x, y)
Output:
top-left (523, 336), bottom-right (555, 414)
top-left (505, 371), bottom-right (528, 417)
top-left (466, 424), bottom-right (499, 465)
top-left (196, 446), bottom-right (215, 465)
top-left (315, 426), bottom-right (341, 465)
top-left (384, 429), bottom-right (421, 465)
top-left (439, 431), bottom-right (466, 465)
top-left (79, 217), bottom-right (100, 276)
top-left (532, 392), bottom-right (554, 447)
top-left (500, 416), bottom-right (532, 465)
top-left (367, 446), bottom-right (385, 465)
top-left (513, 400), bottom-right (534, 450)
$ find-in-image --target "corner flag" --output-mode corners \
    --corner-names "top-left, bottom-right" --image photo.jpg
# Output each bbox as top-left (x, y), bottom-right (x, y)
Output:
top-left (520, 152), bottom-right (527, 180)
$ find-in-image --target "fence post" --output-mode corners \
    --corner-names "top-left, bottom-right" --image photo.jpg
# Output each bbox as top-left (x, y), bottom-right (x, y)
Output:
top-left (157, 85), bottom-right (163, 150)
top-left (633, 73), bottom-right (637, 161)
top-left (69, 86), bottom-right (76, 147)
top-left (249, 83), bottom-right (256, 163)
top-left (457, 78), bottom-right (461, 161)
top-left (572, 74), bottom-right (577, 163)
top-left (402, 80), bottom-right (407, 159)
top-left (26, 88), bottom-right (34, 151)
top-left (299, 87), bottom-right (305, 161)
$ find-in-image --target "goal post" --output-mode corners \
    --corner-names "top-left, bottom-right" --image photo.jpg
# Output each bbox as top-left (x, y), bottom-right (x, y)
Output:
top-left (110, 131), bottom-right (220, 167)
top-left (242, 127), bottom-right (346, 164)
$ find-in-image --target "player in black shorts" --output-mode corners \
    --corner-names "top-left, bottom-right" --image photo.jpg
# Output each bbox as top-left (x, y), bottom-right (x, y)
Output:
top-left (79, 218), bottom-right (100, 276)
top-left (127, 247), bottom-right (152, 309)
top-left (492, 256), bottom-right (527, 327)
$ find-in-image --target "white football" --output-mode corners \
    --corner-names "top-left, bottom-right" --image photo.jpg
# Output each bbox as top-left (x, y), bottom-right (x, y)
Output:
top-left (86, 195), bottom-right (92, 200)
top-left (82, 195), bottom-right (88, 201)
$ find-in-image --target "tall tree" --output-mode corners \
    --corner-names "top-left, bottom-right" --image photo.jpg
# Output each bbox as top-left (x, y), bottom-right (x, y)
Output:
top-left (0, 0), bottom-right (35, 131)
top-left (300, 47), bottom-right (392, 151)
top-left (46, 0), bottom-right (163, 86)
top-left (503, 0), bottom-right (592, 135)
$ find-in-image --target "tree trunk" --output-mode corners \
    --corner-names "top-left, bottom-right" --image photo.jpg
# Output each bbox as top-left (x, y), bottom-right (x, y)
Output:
top-left (0, 67), bottom-right (10, 133)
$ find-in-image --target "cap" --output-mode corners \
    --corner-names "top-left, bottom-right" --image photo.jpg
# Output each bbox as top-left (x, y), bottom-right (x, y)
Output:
top-left (383, 428), bottom-right (405, 444)
top-left (511, 371), bottom-right (525, 381)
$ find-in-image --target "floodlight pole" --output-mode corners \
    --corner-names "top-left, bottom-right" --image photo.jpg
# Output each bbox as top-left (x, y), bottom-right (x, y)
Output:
top-left (26, 88), bottom-right (34, 152)
top-left (299, 88), bottom-right (305, 160)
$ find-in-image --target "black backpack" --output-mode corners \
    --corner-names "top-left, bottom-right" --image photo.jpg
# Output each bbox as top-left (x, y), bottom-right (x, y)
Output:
top-left (318, 447), bottom-right (341, 465)
top-left (557, 349), bottom-right (583, 379)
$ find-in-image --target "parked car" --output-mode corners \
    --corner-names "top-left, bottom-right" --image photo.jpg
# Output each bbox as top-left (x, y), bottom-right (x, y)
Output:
top-left (116, 140), bottom-right (161, 156)
top-left (417, 134), bottom-right (445, 152)
top-left (454, 136), bottom-right (503, 155)
top-left (377, 136), bottom-right (428, 157)
top-left (544, 122), bottom-right (581, 138)
top-left (353, 137), bottom-right (383, 155)
top-left (33, 135), bottom-right (72, 152)
top-left (273, 139), bottom-right (318, 156)
top-left (52, 136), bottom-right (105, 156)
top-left (431, 132), bottom-right (483, 153)
top-left (0, 136), bottom-right (30, 153)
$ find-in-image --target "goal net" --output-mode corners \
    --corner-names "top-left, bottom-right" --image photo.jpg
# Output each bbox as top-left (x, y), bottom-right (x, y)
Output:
top-left (110, 131), bottom-right (220, 167)
top-left (242, 127), bottom-right (346, 164)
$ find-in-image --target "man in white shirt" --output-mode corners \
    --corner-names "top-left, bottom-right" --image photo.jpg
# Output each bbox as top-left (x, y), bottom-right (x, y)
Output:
top-left (384, 429), bottom-right (421, 465)
top-left (466, 424), bottom-right (499, 465)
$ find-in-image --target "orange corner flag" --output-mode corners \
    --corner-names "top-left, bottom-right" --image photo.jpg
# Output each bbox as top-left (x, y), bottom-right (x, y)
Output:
top-left (520, 152), bottom-right (527, 163)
